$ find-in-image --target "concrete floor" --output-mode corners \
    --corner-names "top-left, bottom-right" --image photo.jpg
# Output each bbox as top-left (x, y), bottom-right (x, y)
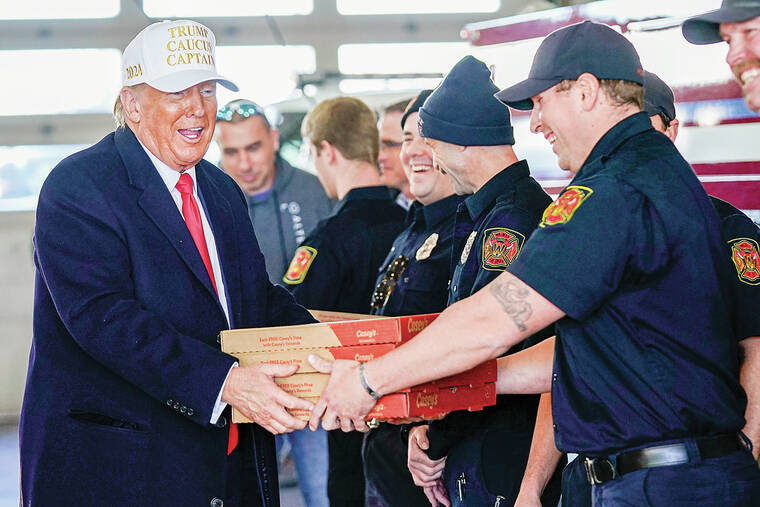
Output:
top-left (1, 423), bottom-right (305, 507)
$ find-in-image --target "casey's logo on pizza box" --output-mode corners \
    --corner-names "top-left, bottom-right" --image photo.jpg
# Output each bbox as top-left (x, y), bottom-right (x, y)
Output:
top-left (729, 238), bottom-right (760, 285)
top-left (540, 186), bottom-right (593, 227)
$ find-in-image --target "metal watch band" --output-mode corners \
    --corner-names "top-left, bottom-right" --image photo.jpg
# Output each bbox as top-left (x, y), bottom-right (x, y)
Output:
top-left (359, 362), bottom-right (382, 400)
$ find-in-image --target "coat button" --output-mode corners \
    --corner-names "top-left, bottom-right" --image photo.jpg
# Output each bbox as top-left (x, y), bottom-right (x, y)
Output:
top-left (187, 408), bottom-right (194, 416)
top-left (173, 402), bottom-right (180, 410)
top-left (180, 406), bottom-right (187, 414)
top-left (166, 399), bottom-right (173, 406)
top-left (210, 498), bottom-right (223, 507)
top-left (215, 415), bottom-right (227, 428)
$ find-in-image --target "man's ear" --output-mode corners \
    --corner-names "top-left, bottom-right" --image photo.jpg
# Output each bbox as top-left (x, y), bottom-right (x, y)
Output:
top-left (320, 140), bottom-right (336, 164)
top-left (666, 118), bottom-right (680, 143)
top-left (271, 127), bottom-right (280, 152)
top-left (121, 87), bottom-right (142, 124)
top-left (576, 72), bottom-right (601, 111)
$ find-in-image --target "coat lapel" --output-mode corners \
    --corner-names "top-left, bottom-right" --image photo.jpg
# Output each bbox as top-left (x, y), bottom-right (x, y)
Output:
top-left (196, 161), bottom-right (242, 327)
top-left (114, 127), bottom-right (220, 302)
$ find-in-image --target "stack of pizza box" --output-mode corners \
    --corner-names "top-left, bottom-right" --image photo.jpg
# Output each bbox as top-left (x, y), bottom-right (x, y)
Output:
top-left (220, 310), bottom-right (497, 423)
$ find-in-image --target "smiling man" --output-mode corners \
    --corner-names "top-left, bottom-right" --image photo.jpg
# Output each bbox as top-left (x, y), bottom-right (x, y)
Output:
top-left (215, 100), bottom-right (333, 288)
top-left (363, 89), bottom-right (464, 507)
top-left (308, 22), bottom-right (760, 506)
top-left (683, 0), bottom-right (760, 113)
top-left (378, 99), bottom-right (415, 209)
top-left (20, 19), bottom-right (316, 507)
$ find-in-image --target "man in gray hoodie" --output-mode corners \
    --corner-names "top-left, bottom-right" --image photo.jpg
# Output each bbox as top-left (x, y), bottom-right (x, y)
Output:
top-left (216, 99), bottom-right (333, 507)
top-left (216, 99), bottom-right (334, 284)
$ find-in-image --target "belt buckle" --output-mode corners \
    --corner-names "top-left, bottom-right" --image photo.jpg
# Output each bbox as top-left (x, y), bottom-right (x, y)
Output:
top-left (584, 456), bottom-right (617, 485)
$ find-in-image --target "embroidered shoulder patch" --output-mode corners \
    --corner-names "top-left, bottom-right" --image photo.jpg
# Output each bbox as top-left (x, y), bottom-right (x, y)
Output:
top-left (729, 237), bottom-right (760, 285)
top-left (482, 228), bottom-right (525, 271)
top-left (540, 186), bottom-right (594, 228)
top-left (283, 246), bottom-right (318, 285)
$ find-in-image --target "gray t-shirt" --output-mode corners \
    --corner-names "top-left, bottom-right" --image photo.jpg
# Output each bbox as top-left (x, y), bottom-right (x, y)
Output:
top-left (246, 156), bottom-right (334, 284)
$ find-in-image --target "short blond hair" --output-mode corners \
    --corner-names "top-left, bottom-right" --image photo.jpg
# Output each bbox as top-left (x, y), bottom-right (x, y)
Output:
top-left (301, 97), bottom-right (378, 165)
top-left (113, 93), bottom-right (126, 128)
top-left (556, 78), bottom-right (643, 110)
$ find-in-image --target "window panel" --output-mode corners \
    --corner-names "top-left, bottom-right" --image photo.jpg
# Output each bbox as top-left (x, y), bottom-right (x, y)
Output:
top-left (338, 42), bottom-right (470, 75)
top-left (0, 0), bottom-right (118, 20)
top-left (0, 145), bottom-right (87, 211)
top-left (337, 0), bottom-right (499, 15)
top-left (143, 0), bottom-right (312, 17)
top-left (215, 45), bottom-right (316, 106)
top-left (0, 49), bottom-right (121, 116)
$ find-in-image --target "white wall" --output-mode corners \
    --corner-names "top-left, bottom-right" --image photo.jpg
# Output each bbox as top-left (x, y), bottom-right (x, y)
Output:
top-left (0, 211), bottom-right (35, 422)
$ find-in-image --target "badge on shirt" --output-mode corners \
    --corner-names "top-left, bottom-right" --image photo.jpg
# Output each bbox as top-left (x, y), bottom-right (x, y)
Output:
top-left (482, 228), bottom-right (525, 271)
top-left (416, 233), bottom-right (439, 261)
top-left (282, 246), bottom-right (317, 285)
top-left (460, 231), bottom-right (478, 265)
top-left (729, 237), bottom-right (760, 285)
top-left (540, 186), bottom-right (594, 228)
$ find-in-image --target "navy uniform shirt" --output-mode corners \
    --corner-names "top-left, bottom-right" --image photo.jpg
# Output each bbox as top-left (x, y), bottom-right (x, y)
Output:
top-left (427, 160), bottom-right (553, 460)
top-left (448, 160), bottom-right (553, 305)
top-left (371, 194), bottom-right (464, 317)
top-left (711, 196), bottom-right (760, 342)
top-left (283, 185), bottom-right (407, 313)
top-left (282, 185), bottom-right (406, 506)
top-left (508, 112), bottom-right (746, 455)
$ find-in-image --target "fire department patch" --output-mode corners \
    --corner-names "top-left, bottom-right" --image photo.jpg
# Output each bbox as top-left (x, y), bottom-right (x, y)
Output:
top-left (729, 237), bottom-right (760, 285)
top-left (539, 186), bottom-right (594, 228)
top-left (282, 246), bottom-right (317, 284)
top-left (482, 228), bottom-right (525, 271)
top-left (460, 231), bottom-right (478, 265)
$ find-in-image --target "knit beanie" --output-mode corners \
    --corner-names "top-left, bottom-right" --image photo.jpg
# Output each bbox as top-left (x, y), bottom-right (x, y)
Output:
top-left (400, 89), bottom-right (434, 130)
top-left (418, 56), bottom-right (514, 146)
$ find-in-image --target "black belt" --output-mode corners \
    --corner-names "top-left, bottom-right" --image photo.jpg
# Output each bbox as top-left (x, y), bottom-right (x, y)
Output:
top-left (583, 434), bottom-right (745, 485)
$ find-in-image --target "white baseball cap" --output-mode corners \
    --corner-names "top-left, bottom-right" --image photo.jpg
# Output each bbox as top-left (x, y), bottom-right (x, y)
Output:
top-left (122, 19), bottom-right (238, 93)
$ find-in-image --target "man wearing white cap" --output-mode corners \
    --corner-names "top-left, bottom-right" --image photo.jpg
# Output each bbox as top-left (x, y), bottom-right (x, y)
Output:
top-left (20, 20), bottom-right (314, 506)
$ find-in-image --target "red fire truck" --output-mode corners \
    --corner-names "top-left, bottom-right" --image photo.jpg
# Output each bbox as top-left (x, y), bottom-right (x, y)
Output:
top-left (463, 0), bottom-right (760, 223)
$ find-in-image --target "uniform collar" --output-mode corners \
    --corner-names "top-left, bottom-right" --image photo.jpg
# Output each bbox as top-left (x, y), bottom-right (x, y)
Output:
top-left (335, 185), bottom-right (394, 213)
top-left (463, 159), bottom-right (530, 220)
top-left (408, 194), bottom-right (464, 227)
top-left (576, 111), bottom-right (652, 179)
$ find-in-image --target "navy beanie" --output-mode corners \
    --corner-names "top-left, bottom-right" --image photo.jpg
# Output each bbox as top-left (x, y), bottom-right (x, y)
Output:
top-left (419, 56), bottom-right (514, 146)
top-left (400, 89), bottom-right (433, 130)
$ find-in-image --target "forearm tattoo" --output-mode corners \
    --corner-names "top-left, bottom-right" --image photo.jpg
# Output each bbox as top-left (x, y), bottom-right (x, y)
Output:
top-left (489, 278), bottom-right (533, 332)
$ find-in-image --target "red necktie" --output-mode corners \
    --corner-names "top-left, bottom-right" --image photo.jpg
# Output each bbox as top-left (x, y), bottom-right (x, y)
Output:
top-left (175, 173), bottom-right (238, 455)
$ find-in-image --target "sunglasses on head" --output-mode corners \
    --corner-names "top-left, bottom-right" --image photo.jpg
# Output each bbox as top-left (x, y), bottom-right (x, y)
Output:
top-left (216, 100), bottom-right (266, 122)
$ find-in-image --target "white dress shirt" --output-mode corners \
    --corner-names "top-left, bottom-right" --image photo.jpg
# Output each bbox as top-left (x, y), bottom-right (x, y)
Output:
top-left (139, 143), bottom-right (234, 424)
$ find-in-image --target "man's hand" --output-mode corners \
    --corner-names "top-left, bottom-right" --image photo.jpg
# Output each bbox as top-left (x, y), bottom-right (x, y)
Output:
top-left (222, 364), bottom-right (313, 435)
top-left (423, 479), bottom-right (451, 507)
top-left (307, 355), bottom-right (377, 432)
top-left (408, 425), bottom-right (446, 487)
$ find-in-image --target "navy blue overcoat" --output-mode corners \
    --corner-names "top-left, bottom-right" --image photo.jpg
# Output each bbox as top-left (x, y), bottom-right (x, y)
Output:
top-left (20, 127), bottom-right (312, 506)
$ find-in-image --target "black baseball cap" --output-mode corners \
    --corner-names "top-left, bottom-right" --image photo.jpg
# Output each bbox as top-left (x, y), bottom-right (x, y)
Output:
top-left (496, 21), bottom-right (644, 111)
top-left (683, 0), bottom-right (760, 45)
top-left (400, 89), bottom-right (433, 130)
top-left (643, 71), bottom-right (676, 122)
